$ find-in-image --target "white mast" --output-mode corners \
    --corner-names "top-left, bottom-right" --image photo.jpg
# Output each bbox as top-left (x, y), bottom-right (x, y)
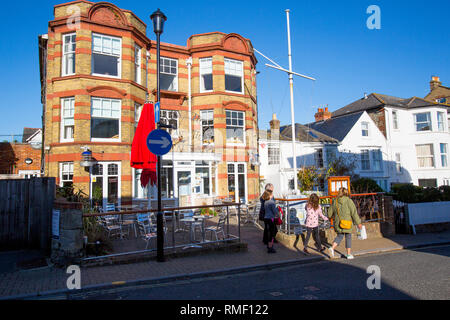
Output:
top-left (285, 9), bottom-right (298, 194)
top-left (254, 10), bottom-right (316, 195)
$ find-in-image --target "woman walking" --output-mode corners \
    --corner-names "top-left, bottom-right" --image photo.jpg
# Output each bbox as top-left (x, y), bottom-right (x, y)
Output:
top-left (263, 189), bottom-right (278, 253)
top-left (327, 187), bottom-right (362, 259)
top-left (260, 183), bottom-right (275, 245)
top-left (303, 193), bottom-right (328, 254)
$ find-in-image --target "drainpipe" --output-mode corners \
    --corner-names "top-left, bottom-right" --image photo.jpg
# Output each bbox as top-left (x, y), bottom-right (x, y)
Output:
top-left (186, 57), bottom-right (193, 151)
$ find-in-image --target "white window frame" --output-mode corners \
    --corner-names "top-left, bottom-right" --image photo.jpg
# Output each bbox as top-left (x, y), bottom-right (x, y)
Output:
top-left (134, 102), bottom-right (142, 130)
top-left (160, 110), bottom-right (179, 138)
top-left (200, 110), bottom-right (214, 145)
top-left (360, 149), bottom-right (370, 170)
top-left (416, 144), bottom-right (435, 168)
top-left (224, 58), bottom-right (244, 94)
top-left (372, 149), bottom-right (382, 172)
top-left (134, 45), bottom-right (142, 85)
top-left (226, 110), bottom-right (245, 146)
top-left (59, 162), bottom-right (74, 187)
top-left (91, 33), bottom-right (122, 79)
top-left (91, 97), bottom-right (121, 142)
top-left (160, 57), bottom-right (178, 91)
top-left (437, 112), bottom-right (445, 132)
top-left (395, 153), bottom-right (402, 174)
top-left (268, 144), bottom-right (280, 165)
top-left (392, 110), bottom-right (399, 130)
top-left (414, 112), bottom-right (432, 132)
top-left (314, 148), bottom-right (324, 168)
top-left (199, 57), bottom-right (213, 93)
top-left (325, 148), bottom-right (336, 166)
top-left (361, 122), bottom-right (369, 137)
top-left (440, 143), bottom-right (448, 168)
top-left (90, 162), bottom-right (121, 208)
top-left (62, 33), bottom-right (76, 76)
top-left (227, 162), bottom-right (247, 203)
top-left (60, 97), bottom-right (75, 142)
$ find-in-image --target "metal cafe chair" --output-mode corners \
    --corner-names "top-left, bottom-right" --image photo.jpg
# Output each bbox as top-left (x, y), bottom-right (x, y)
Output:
top-left (137, 216), bottom-right (157, 250)
top-left (205, 214), bottom-right (226, 241)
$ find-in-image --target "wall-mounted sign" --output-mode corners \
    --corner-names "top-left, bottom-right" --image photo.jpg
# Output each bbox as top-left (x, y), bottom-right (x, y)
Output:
top-left (52, 209), bottom-right (60, 240)
top-left (328, 176), bottom-right (351, 196)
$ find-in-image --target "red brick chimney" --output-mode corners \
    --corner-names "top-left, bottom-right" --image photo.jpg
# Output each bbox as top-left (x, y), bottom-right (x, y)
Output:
top-left (430, 76), bottom-right (442, 91)
top-left (314, 107), bottom-right (331, 122)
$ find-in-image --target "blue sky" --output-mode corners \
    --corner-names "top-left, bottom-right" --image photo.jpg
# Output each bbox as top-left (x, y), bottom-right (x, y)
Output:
top-left (0, 0), bottom-right (449, 138)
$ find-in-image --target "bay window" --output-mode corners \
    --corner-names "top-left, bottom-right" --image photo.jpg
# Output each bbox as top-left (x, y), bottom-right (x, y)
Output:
top-left (226, 110), bottom-right (244, 144)
top-left (60, 162), bottom-right (74, 188)
top-left (91, 98), bottom-right (121, 141)
top-left (199, 57), bottom-right (213, 92)
top-left (160, 57), bottom-right (178, 91)
top-left (200, 110), bottom-right (214, 144)
top-left (61, 97), bottom-right (74, 142)
top-left (134, 45), bottom-right (142, 84)
top-left (62, 33), bottom-right (76, 76)
top-left (224, 58), bottom-right (243, 93)
top-left (160, 110), bottom-right (179, 137)
top-left (92, 34), bottom-right (121, 77)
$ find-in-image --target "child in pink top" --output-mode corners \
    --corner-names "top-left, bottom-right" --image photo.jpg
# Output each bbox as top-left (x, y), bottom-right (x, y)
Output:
top-left (303, 193), bottom-right (328, 254)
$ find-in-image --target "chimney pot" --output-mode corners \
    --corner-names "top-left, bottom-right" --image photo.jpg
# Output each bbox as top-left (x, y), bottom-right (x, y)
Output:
top-left (430, 76), bottom-right (442, 91)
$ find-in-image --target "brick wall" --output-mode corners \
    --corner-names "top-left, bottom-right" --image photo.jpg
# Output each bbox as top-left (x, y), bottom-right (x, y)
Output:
top-left (0, 143), bottom-right (41, 174)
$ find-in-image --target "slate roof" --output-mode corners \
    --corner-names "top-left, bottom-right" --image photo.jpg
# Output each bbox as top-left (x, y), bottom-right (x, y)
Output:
top-left (331, 93), bottom-right (448, 118)
top-left (22, 128), bottom-right (40, 143)
top-left (277, 123), bottom-right (339, 144)
top-left (305, 112), bottom-right (364, 142)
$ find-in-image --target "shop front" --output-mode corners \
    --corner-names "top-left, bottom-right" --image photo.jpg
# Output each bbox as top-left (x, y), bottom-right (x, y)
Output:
top-left (132, 152), bottom-right (222, 207)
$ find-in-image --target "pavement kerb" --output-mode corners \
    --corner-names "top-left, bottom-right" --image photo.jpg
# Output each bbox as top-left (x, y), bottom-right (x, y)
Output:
top-left (1, 255), bottom-right (325, 300)
top-left (2, 240), bottom-right (450, 300)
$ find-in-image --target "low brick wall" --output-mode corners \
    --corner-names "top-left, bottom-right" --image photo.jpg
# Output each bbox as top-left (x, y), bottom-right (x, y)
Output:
top-left (276, 221), bottom-right (395, 248)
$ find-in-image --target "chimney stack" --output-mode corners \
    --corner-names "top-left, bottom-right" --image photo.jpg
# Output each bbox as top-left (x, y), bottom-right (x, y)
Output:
top-left (270, 113), bottom-right (280, 140)
top-left (314, 107), bottom-right (331, 122)
top-left (430, 76), bottom-right (441, 91)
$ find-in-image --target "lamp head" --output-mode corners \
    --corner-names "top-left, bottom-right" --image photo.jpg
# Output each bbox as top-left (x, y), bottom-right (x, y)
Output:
top-left (150, 9), bottom-right (167, 35)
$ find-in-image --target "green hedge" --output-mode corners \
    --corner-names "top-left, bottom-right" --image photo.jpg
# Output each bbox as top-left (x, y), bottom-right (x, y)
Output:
top-left (351, 178), bottom-right (384, 193)
top-left (389, 183), bottom-right (450, 203)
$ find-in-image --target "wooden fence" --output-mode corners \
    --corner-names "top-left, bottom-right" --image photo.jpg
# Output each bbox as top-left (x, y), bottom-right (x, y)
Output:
top-left (0, 178), bottom-right (55, 251)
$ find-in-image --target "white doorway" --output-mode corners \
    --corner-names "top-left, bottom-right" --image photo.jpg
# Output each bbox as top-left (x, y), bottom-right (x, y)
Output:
top-left (227, 162), bottom-right (247, 204)
top-left (90, 162), bottom-right (121, 209)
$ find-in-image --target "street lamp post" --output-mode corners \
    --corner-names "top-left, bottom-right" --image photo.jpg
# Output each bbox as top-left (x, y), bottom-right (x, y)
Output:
top-left (150, 8), bottom-right (167, 263)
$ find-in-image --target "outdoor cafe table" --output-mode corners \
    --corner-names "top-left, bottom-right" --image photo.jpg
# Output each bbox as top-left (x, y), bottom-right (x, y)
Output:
top-left (179, 215), bottom-right (213, 243)
top-left (116, 204), bottom-right (139, 238)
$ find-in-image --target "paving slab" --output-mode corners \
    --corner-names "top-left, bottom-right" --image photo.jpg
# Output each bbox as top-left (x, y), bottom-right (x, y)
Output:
top-left (1, 223), bottom-right (449, 300)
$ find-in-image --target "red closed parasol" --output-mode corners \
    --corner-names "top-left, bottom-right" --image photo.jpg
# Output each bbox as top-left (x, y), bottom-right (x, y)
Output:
top-left (131, 103), bottom-right (157, 188)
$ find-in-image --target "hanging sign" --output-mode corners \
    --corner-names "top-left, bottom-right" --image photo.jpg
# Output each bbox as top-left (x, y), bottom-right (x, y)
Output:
top-left (154, 102), bottom-right (160, 123)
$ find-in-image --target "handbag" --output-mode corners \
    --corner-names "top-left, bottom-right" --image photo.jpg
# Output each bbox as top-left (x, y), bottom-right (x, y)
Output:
top-left (336, 200), bottom-right (352, 230)
top-left (275, 206), bottom-right (283, 225)
top-left (275, 217), bottom-right (283, 225)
